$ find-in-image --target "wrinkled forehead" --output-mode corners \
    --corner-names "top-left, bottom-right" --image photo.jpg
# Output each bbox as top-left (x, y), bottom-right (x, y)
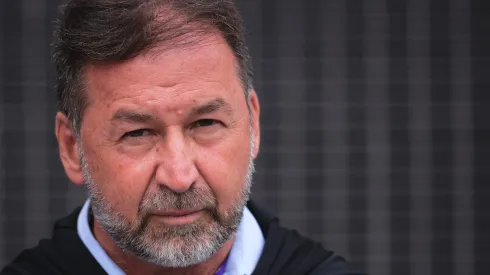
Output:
top-left (81, 34), bottom-right (245, 119)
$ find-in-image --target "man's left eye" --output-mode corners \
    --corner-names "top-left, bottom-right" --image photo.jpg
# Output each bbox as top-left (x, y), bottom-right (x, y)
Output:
top-left (192, 119), bottom-right (220, 128)
top-left (122, 129), bottom-right (152, 138)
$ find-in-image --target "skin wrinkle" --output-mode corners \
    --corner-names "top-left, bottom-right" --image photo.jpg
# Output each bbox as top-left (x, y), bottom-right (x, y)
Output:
top-left (55, 0), bottom-right (254, 136)
top-left (56, 33), bottom-right (261, 275)
top-left (92, 82), bottom-right (234, 117)
top-left (78, 132), bottom-right (256, 271)
top-left (109, 99), bottom-right (236, 131)
top-left (107, 106), bottom-right (239, 148)
top-left (88, 93), bottom-right (242, 152)
top-left (82, 36), bottom-right (236, 121)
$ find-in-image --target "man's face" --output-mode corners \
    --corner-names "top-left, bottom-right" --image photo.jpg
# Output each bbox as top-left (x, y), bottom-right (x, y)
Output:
top-left (74, 35), bottom-right (260, 267)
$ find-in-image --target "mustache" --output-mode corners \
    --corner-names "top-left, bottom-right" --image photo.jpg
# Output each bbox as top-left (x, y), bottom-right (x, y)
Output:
top-left (139, 185), bottom-right (217, 215)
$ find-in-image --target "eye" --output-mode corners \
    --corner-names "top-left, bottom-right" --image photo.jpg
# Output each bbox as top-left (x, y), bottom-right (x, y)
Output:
top-left (122, 129), bottom-right (152, 138)
top-left (191, 119), bottom-right (221, 128)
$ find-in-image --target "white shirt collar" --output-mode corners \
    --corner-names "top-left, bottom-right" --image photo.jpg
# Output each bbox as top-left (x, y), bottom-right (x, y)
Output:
top-left (77, 199), bottom-right (264, 275)
top-left (225, 205), bottom-right (264, 275)
top-left (77, 200), bottom-right (126, 275)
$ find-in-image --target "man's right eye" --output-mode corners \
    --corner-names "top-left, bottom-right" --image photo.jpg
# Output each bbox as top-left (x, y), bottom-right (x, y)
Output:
top-left (122, 129), bottom-right (152, 138)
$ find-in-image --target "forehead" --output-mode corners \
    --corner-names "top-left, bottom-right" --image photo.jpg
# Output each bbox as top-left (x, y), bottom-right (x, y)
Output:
top-left (83, 34), bottom-right (242, 113)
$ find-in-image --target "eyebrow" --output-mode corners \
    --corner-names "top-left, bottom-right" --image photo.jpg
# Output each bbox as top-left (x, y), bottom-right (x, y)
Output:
top-left (111, 110), bottom-right (155, 124)
top-left (190, 98), bottom-right (233, 116)
top-left (110, 98), bottom-right (233, 124)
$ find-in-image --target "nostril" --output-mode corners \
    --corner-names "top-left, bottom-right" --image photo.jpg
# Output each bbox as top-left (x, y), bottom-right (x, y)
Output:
top-left (154, 161), bottom-right (199, 194)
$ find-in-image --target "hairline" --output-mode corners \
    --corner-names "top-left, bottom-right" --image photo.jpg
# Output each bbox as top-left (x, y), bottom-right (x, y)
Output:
top-left (71, 33), bottom-right (253, 137)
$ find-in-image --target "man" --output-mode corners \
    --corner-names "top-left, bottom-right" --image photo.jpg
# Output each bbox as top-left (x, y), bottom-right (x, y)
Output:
top-left (2, 1), bottom-right (365, 274)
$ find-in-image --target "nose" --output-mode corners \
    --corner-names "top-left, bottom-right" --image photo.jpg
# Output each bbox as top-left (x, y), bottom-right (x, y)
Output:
top-left (154, 130), bottom-right (199, 193)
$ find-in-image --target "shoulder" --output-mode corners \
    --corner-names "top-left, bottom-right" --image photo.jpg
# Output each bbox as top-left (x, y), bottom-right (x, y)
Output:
top-left (1, 207), bottom-right (105, 275)
top-left (247, 201), bottom-right (367, 275)
top-left (256, 223), bottom-right (366, 275)
top-left (1, 239), bottom-right (65, 275)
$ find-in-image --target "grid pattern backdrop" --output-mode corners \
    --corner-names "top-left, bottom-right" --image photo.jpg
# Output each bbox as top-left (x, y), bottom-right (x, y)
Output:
top-left (1, 0), bottom-right (489, 274)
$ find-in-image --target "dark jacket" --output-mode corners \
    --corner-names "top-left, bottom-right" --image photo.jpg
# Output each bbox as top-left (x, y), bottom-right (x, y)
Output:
top-left (1, 201), bottom-right (366, 275)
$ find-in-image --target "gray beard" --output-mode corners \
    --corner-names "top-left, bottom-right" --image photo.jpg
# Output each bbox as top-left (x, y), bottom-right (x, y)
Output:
top-left (79, 139), bottom-right (255, 268)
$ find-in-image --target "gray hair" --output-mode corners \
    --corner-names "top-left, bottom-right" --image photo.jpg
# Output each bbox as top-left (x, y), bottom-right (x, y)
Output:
top-left (53, 0), bottom-right (254, 135)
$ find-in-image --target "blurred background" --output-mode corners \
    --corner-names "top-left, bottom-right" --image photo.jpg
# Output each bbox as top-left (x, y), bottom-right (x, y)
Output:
top-left (1, 0), bottom-right (489, 274)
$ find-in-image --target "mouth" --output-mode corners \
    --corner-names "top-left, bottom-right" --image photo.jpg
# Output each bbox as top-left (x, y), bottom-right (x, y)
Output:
top-left (149, 209), bottom-right (204, 225)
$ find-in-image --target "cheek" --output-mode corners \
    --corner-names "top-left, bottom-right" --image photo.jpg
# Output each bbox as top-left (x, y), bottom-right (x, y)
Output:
top-left (196, 131), bottom-right (251, 210)
top-left (87, 146), bottom-right (154, 220)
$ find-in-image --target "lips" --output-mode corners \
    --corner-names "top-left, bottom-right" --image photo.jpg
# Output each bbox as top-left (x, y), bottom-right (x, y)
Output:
top-left (149, 209), bottom-right (204, 225)
top-left (152, 209), bottom-right (202, 217)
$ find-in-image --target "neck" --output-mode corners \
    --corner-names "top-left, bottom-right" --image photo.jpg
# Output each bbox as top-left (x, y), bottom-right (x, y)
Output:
top-left (93, 219), bottom-right (234, 275)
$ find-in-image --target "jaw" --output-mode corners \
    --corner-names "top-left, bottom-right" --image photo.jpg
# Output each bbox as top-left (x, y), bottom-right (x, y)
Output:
top-left (92, 212), bottom-right (237, 274)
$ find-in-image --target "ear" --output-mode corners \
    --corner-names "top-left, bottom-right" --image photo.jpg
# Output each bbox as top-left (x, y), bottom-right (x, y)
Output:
top-left (248, 90), bottom-right (261, 159)
top-left (55, 112), bottom-right (84, 185)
